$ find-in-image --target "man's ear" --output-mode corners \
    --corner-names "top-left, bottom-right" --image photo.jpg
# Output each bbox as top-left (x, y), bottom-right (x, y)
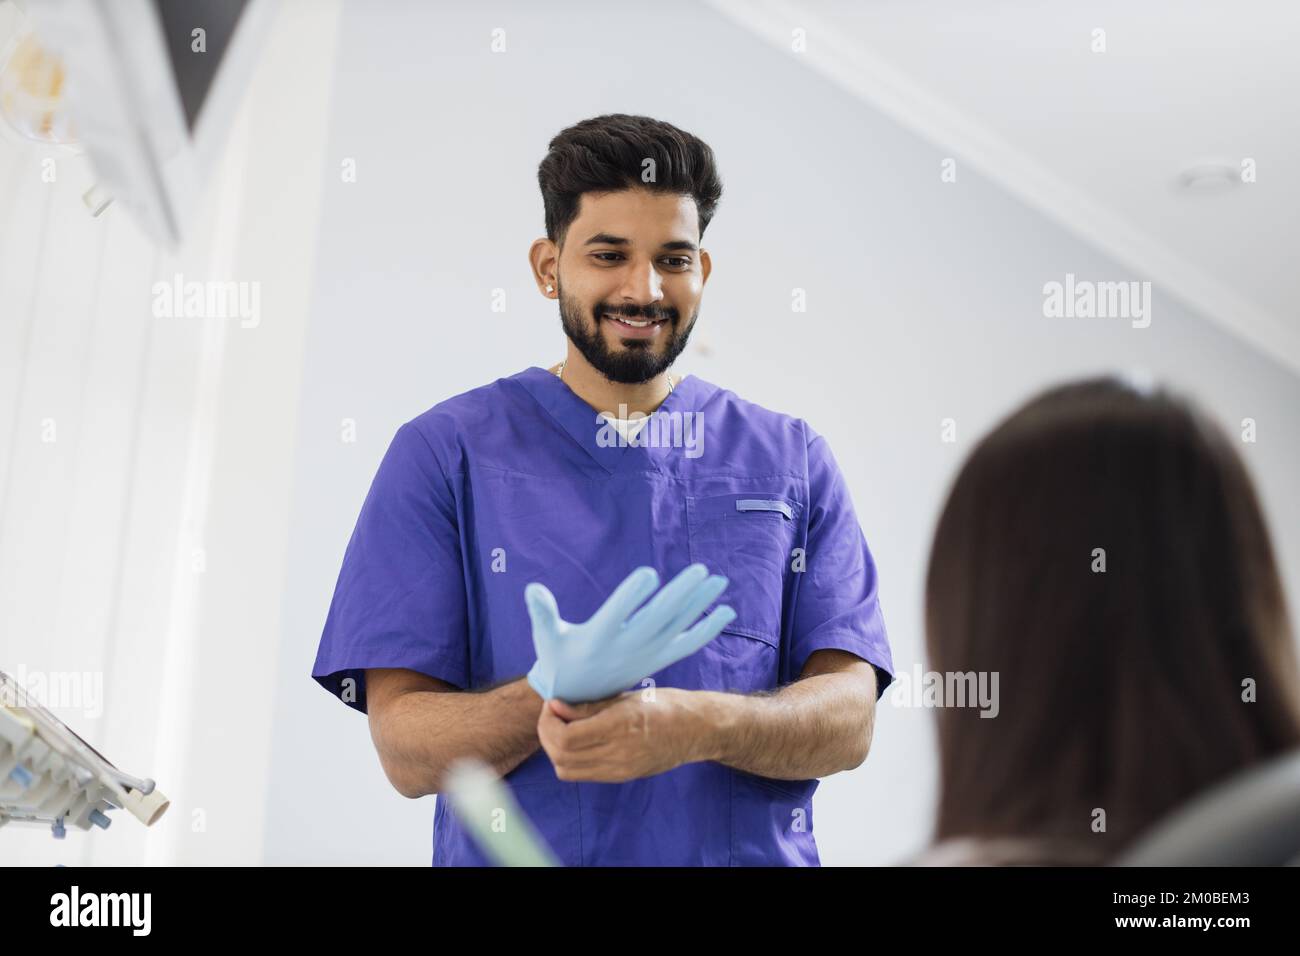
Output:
top-left (529, 237), bottom-right (560, 296)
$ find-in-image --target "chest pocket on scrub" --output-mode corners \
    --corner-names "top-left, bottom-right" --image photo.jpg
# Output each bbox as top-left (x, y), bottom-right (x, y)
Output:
top-left (685, 493), bottom-right (801, 691)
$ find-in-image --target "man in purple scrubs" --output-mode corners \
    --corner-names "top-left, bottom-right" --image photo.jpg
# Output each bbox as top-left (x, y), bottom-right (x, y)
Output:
top-left (312, 114), bottom-right (894, 866)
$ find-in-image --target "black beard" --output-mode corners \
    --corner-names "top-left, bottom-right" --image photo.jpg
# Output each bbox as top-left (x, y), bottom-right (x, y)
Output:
top-left (558, 291), bottom-right (696, 385)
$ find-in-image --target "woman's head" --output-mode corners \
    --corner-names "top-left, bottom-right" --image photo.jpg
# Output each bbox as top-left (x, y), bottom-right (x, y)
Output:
top-left (925, 376), bottom-right (1300, 857)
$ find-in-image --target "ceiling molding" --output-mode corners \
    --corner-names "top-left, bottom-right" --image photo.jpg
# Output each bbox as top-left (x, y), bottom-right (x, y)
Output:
top-left (706, 0), bottom-right (1300, 377)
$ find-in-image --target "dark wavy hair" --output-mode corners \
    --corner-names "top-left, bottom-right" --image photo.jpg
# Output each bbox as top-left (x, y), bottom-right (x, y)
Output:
top-left (925, 376), bottom-right (1300, 859)
top-left (537, 114), bottom-right (723, 248)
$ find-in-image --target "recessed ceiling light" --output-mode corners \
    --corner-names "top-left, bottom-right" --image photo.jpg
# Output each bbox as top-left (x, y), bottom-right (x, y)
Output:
top-left (1175, 163), bottom-right (1241, 192)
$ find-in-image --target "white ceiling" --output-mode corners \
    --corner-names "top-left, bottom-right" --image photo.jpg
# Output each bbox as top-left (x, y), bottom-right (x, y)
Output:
top-left (708, 0), bottom-right (1300, 374)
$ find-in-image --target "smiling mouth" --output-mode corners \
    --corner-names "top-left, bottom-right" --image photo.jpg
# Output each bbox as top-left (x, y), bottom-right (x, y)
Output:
top-left (602, 313), bottom-right (668, 329)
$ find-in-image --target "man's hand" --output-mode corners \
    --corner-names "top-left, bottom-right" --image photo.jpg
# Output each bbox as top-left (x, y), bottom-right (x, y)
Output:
top-left (526, 564), bottom-right (734, 703)
top-left (537, 687), bottom-right (713, 782)
top-left (535, 650), bottom-right (878, 784)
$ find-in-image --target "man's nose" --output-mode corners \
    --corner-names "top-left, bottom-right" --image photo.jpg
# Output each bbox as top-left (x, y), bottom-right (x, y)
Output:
top-left (618, 258), bottom-right (664, 306)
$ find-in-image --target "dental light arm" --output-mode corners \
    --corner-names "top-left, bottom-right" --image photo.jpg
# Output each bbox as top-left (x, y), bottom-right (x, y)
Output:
top-left (0, 669), bottom-right (168, 839)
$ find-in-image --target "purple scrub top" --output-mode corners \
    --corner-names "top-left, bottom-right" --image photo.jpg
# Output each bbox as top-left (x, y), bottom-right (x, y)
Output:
top-left (312, 366), bottom-right (894, 866)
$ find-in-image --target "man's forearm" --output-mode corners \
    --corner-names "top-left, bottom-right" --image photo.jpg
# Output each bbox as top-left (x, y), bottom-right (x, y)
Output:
top-left (691, 670), bottom-right (876, 780)
top-left (373, 677), bottom-right (543, 798)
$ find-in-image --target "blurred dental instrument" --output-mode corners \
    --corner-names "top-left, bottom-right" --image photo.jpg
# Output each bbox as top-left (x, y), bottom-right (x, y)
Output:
top-left (441, 758), bottom-right (558, 867)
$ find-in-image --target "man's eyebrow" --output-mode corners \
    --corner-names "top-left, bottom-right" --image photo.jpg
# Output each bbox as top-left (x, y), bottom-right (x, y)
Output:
top-left (582, 233), bottom-right (698, 252)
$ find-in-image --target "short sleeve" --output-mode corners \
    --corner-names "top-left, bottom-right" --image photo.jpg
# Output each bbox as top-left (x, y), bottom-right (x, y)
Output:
top-left (311, 420), bottom-right (470, 714)
top-left (787, 426), bottom-right (895, 699)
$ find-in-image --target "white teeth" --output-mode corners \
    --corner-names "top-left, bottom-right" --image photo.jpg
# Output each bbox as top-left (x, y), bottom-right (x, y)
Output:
top-left (605, 314), bottom-right (658, 328)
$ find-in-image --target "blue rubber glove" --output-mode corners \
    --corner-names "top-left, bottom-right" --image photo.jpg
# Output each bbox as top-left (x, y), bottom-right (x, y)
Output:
top-left (525, 563), bottom-right (735, 703)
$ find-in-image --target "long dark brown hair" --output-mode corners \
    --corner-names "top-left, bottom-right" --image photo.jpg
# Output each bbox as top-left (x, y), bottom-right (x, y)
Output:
top-left (925, 377), bottom-right (1300, 859)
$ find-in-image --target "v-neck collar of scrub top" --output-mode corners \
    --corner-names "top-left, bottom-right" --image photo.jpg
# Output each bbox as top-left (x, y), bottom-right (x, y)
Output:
top-left (514, 365), bottom-right (714, 475)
